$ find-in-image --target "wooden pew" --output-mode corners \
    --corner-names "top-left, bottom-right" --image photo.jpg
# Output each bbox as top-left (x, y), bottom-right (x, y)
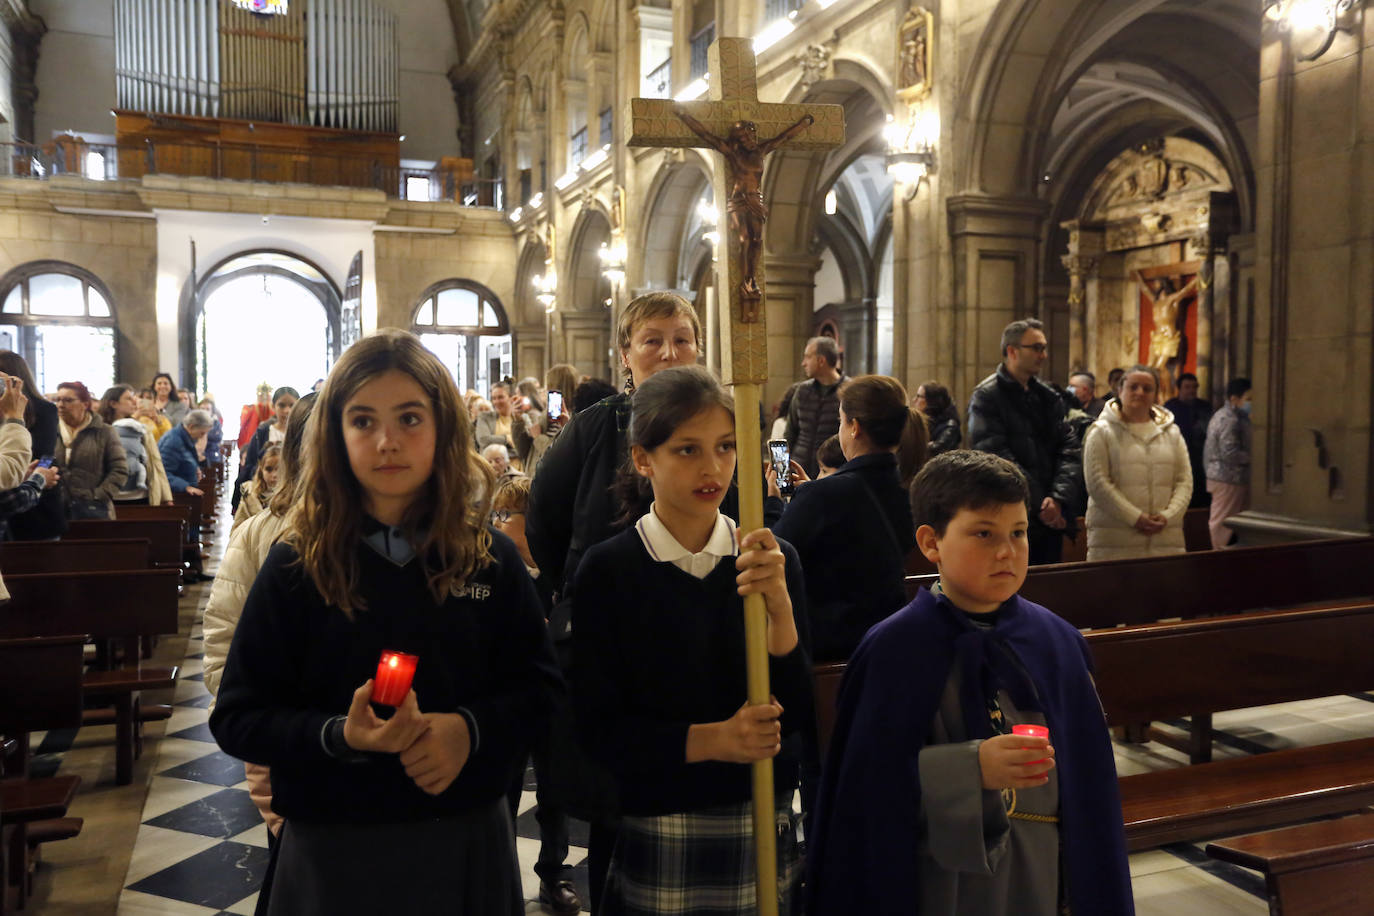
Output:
top-left (0, 636), bottom-right (86, 911)
top-left (0, 570), bottom-right (181, 785)
top-left (1089, 603), bottom-right (1374, 846)
top-left (66, 518), bottom-right (183, 572)
top-left (903, 536), bottom-right (1374, 630)
top-left (117, 501), bottom-right (207, 578)
top-left (1205, 812), bottom-right (1374, 915)
top-left (0, 538), bottom-right (151, 575)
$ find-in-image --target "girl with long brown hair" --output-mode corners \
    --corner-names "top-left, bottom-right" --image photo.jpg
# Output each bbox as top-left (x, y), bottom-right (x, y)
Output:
top-left (209, 329), bottom-right (561, 916)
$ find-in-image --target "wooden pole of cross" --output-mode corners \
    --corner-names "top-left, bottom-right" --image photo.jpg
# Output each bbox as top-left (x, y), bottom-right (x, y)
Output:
top-left (627, 37), bottom-right (844, 914)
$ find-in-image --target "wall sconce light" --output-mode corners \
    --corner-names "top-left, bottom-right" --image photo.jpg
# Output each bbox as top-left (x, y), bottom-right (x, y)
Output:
top-left (1264, 0), bottom-right (1361, 60)
top-left (533, 271), bottom-right (557, 313)
top-left (884, 109), bottom-right (938, 199)
top-left (599, 239), bottom-right (628, 286)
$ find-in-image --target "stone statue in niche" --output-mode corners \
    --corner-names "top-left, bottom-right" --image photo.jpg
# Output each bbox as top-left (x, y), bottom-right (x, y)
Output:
top-left (897, 8), bottom-right (934, 102)
top-left (672, 104), bottom-right (816, 316)
top-left (796, 44), bottom-right (831, 94)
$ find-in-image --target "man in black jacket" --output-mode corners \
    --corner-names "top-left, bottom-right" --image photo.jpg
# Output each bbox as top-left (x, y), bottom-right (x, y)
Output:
top-left (785, 336), bottom-right (848, 477)
top-left (967, 318), bottom-right (1084, 564)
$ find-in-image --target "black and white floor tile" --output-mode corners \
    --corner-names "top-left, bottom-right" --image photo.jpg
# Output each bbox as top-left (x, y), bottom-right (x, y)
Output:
top-left (109, 613), bottom-right (1374, 914)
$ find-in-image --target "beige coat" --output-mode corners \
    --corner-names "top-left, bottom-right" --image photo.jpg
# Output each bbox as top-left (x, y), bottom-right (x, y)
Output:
top-left (0, 421), bottom-right (33, 602)
top-left (1084, 402), bottom-right (1192, 561)
top-left (202, 507), bottom-right (290, 836)
top-left (203, 507), bottom-right (290, 699)
top-left (230, 479), bottom-right (269, 535)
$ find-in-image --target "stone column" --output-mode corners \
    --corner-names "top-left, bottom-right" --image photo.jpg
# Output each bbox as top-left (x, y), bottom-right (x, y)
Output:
top-left (834, 299), bottom-right (872, 375)
top-left (946, 194), bottom-right (1050, 401)
top-left (1234, 12), bottom-right (1374, 539)
top-left (1060, 221), bottom-right (1103, 373)
top-left (763, 252), bottom-right (820, 410)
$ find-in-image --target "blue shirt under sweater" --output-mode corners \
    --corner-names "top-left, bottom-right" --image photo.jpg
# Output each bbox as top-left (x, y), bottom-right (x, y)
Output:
top-left (209, 527), bottom-right (563, 824)
top-left (570, 526), bottom-right (814, 816)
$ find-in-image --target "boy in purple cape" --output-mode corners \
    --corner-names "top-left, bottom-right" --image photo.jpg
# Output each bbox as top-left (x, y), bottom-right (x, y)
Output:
top-left (806, 451), bottom-right (1133, 915)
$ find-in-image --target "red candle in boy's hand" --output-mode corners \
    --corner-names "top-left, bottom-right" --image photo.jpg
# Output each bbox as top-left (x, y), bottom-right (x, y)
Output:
top-left (1013, 724), bottom-right (1050, 766)
top-left (373, 651), bottom-right (418, 706)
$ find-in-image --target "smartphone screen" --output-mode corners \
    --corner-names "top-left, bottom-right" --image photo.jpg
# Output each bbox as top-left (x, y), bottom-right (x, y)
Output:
top-left (547, 390), bottom-right (563, 422)
top-left (768, 439), bottom-right (793, 496)
top-left (37, 456), bottom-right (54, 468)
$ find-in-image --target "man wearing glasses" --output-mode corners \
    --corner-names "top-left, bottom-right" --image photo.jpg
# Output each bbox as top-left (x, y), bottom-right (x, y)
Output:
top-left (967, 318), bottom-right (1085, 564)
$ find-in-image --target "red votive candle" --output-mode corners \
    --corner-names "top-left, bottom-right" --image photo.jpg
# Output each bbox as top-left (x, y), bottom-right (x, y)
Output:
top-left (1013, 724), bottom-right (1050, 766)
top-left (373, 650), bottom-right (418, 706)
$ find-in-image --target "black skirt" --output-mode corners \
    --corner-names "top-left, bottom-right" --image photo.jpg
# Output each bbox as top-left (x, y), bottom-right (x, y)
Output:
top-left (266, 800), bottom-right (522, 916)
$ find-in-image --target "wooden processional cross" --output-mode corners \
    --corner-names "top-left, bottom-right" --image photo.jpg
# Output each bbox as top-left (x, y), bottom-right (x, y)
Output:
top-left (628, 37), bottom-right (845, 916)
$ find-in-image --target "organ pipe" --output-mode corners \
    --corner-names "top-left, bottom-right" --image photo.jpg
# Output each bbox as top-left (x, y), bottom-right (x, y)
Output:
top-left (112, 0), bottom-right (397, 134)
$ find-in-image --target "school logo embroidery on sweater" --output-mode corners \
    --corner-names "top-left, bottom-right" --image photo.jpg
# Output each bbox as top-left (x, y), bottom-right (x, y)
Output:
top-left (454, 583), bottom-right (492, 601)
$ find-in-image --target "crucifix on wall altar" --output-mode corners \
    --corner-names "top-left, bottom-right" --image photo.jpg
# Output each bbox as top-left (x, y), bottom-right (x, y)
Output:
top-left (1136, 261), bottom-right (1201, 395)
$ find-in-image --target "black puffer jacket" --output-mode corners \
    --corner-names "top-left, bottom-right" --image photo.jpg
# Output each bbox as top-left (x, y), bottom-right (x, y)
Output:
top-left (925, 407), bottom-right (962, 456)
top-left (967, 365), bottom-right (1084, 534)
top-left (785, 375), bottom-right (848, 477)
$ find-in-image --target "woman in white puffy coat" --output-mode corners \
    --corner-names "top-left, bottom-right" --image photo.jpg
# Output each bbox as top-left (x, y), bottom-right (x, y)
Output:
top-left (1083, 365), bottom-right (1192, 561)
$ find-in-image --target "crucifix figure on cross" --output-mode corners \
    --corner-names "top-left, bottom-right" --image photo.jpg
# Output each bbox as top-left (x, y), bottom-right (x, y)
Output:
top-left (673, 106), bottom-right (816, 316)
top-left (627, 37), bottom-right (844, 385)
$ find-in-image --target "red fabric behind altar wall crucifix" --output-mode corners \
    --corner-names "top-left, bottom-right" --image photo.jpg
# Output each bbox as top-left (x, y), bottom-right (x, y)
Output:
top-left (1136, 262), bottom-right (1201, 376)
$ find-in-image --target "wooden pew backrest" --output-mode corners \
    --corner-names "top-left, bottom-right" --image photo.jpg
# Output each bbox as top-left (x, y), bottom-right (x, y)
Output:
top-left (0, 538), bottom-right (151, 574)
top-left (0, 636), bottom-right (86, 734)
top-left (0, 569), bottom-right (182, 640)
top-left (904, 537), bottom-right (1374, 629)
top-left (1088, 602), bottom-right (1374, 725)
top-left (67, 518), bottom-right (183, 568)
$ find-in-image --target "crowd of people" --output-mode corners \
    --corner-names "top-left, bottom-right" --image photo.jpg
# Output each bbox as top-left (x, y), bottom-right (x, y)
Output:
top-left (0, 299), bottom-right (1258, 916)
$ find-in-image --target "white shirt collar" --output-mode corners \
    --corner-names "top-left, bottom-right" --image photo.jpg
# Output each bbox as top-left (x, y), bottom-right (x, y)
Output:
top-left (635, 502), bottom-right (738, 580)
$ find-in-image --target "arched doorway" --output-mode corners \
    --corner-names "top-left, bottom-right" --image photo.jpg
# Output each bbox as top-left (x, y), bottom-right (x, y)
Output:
top-left (188, 251), bottom-right (342, 440)
top-left (0, 261), bottom-right (119, 393)
top-left (410, 280), bottom-right (512, 395)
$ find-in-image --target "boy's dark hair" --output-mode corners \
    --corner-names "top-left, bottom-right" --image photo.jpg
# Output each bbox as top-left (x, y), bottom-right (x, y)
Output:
top-left (1226, 377), bottom-right (1252, 399)
top-left (816, 434), bottom-right (844, 470)
top-left (1175, 372), bottom-right (1198, 386)
top-left (909, 450), bottom-right (1029, 535)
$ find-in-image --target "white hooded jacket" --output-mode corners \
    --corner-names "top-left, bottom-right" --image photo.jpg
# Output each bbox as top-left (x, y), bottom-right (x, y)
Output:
top-left (1083, 401), bottom-right (1192, 561)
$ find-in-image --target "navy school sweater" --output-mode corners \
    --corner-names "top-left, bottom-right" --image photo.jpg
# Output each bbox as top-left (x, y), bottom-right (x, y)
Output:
top-left (570, 527), bottom-right (814, 816)
top-left (209, 529), bottom-right (563, 824)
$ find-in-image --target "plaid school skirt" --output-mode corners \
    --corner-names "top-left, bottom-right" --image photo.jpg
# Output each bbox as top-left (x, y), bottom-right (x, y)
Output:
top-left (602, 797), bottom-right (801, 916)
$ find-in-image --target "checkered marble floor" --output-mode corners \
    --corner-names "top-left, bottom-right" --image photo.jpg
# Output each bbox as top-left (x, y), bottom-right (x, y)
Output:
top-left (112, 616), bottom-right (1374, 915)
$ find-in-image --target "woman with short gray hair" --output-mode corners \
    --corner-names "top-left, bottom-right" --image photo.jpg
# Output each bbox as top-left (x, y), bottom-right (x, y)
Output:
top-left (158, 409), bottom-right (213, 496)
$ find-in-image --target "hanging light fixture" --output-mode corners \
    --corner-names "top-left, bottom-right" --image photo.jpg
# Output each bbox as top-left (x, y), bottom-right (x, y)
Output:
top-left (533, 272), bottom-right (557, 313)
top-left (884, 109), bottom-right (938, 198)
top-left (599, 240), bottom-right (628, 286)
top-left (1263, 0), bottom-right (1361, 60)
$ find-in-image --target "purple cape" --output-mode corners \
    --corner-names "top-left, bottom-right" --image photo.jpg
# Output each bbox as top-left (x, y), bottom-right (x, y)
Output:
top-left (805, 588), bottom-right (1134, 915)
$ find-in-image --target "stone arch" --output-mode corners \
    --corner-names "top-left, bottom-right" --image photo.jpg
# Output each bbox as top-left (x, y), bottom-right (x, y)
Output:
top-left (179, 249), bottom-right (342, 392)
top-left (590, 0), bottom-right (616, 54)
top-left (515, 238), bottom-right (550, 326)
top-left (566, 204), bottom-right (613, 312)
top-left (762, 76), bottom-right (889, 257)
top-left (638, 154), bottom-right (713, 291)
top-left (959, 0), bottom-right (1259, 201)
